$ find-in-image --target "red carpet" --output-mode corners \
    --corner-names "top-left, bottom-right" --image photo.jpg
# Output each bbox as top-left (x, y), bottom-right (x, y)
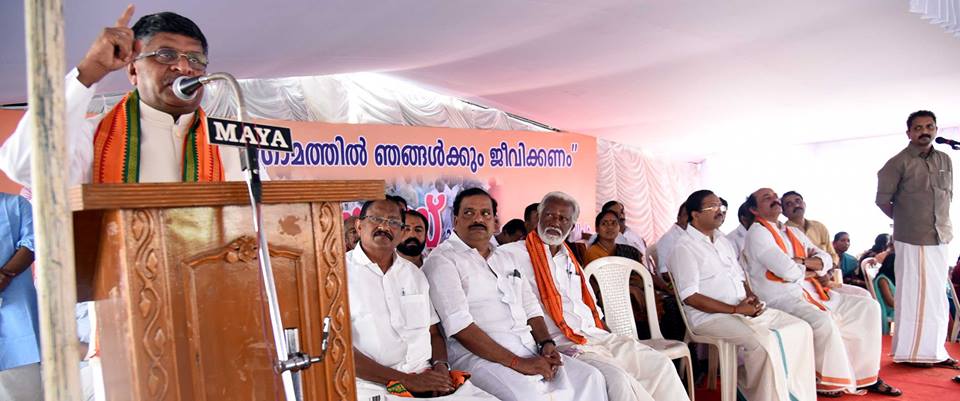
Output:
top-left (694, 336), bottom-right (960, 401)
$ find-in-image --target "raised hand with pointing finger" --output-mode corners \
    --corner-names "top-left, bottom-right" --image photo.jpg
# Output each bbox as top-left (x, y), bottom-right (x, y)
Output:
top-left (77, 4), bottom-right (138, 87)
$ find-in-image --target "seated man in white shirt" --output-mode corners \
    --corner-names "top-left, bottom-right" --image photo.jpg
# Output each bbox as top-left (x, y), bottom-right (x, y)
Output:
top-left (669, 190), bottom-right (816, 401)
top-left (654, 205), bottom-right (687, 275)
top-left (423, 188), bottom-right (608, 401)
top-left (725, 201), bottom-right (753, 258)
top-left (501, 191), bottom-right (690, 401)
top-left (348, 199), bottom-right (497, 400)
top-left (742, 188), bottom-right (901, 397)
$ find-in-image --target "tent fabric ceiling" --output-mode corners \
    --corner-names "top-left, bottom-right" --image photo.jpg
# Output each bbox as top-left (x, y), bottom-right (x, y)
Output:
top-left (2, 0), bottom-right (960, 161)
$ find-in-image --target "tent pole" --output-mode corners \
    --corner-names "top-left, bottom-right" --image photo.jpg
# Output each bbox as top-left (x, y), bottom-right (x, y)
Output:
top-left (24, 0), bottom-right (82, 399)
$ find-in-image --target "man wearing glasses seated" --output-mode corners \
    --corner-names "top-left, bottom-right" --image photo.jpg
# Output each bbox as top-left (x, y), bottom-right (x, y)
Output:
top-left (1, 5), bottom-right (243, 185)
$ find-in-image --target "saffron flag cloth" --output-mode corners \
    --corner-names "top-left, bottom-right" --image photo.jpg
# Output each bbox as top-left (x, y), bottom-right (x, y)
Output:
top-left (92, 90), bottom-right (224, 183)
top-left (525, 230), bottom-right (605, 345)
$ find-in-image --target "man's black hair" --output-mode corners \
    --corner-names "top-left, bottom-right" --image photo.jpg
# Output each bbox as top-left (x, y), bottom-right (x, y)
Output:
top-left (453, 188), bottom-right (498, 216)
top-left (501, 219), bottom-right (527, 236)
top-left (683, 190), bottom-right (715, 221)
top-left (132, 12), bottom-right (209, 54)
top-left (601, 200), bottom-right (622, 212)
top-left (402, 209), bottom-right (429, 231)
top-left (781, 191), bottom-right (802, 201)
top-left (907, 110), bottom-right (936, 129)
top-left (524, 203), bottom-right (539, 222)
top-left (359, 199), bottom-right (401, 218)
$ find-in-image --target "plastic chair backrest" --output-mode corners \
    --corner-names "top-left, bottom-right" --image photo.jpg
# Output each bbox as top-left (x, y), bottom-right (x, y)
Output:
top-left (583, 256), bottom-right (664, 340)
top-left (861, 257), bottom-right (880, 300)
top-left (665, 271), bottom-right (696, 335)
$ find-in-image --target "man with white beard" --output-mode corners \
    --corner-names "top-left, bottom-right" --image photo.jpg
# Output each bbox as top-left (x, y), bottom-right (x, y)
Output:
top-left (500, 192), bottom-right (690, 401)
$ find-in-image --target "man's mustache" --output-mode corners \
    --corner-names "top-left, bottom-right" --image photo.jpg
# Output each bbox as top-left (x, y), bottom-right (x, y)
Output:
top-left (469, 223), bottom-right (487, 231)
top-left (373, 230), bottom-right (394, 240)
top-left (403, 238), bottom-right (422, 247)
top-left (921, 134), bottom-right (932, 139)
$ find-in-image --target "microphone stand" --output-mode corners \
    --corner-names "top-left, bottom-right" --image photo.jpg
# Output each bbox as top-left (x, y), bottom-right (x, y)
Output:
top-left (206, 73), bottom-right (322, 401)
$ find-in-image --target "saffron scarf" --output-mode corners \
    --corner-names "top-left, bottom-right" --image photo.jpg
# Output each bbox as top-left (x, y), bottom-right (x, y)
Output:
top-left (525, 230), bottom-right (605, 345)
top-left (756, 219), bottom-right (830, 311)
top-left (92, 90), bottom-right (225, 183)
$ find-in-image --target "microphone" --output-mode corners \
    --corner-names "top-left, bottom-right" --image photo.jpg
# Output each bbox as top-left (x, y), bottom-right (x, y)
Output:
top-left (934, 137), bottom-right (960, 147)
top-left (172, 75), bottom-right (209, 101)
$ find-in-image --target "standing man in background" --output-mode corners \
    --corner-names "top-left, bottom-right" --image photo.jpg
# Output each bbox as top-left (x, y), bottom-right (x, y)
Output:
top-left (0, 194), bottom-right (38, 401)
top-left (876, 110), bottom-right (958, 368)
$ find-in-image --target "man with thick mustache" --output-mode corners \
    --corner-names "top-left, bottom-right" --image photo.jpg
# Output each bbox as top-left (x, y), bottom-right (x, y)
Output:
top-left (501, 192), bottom-right (689, 401)
top-left (670, 190), bottom-right (816, 401)
top-left (423, 188), bottom-right (607, 401)
top-left (347, 199), bottom-right (497, 400)
top-left (398, 209), bottom-right (429, 268)
top-left (781, 191), bottom-right (838, 265)
top-left (876, 110), bottom-right (958, 370)
top-left (2, 5), bottom-right (246, 185)
top-left (742, 188), bottom-right (899, 397)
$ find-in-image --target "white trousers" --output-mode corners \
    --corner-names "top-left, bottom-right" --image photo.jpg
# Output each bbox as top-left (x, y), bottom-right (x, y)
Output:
top-left (355, 379), bottom-right (498, 401)
top-left (456, 353), bottom-right (608, 401)
top-left (0, 363), bottom-right (42, 401)
top-left (892, 241), bottom-right (953, 363)
top-left (692, 309), bottom-right (817, 401)
top-left (768, 290), bottom-right (880, 392)
top-left (565, 332), bottom-right (690, 401)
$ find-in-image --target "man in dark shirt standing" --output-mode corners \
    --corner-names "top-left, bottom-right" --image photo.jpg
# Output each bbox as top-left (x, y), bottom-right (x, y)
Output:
top-left (876, 110), bottom-right (957, 369)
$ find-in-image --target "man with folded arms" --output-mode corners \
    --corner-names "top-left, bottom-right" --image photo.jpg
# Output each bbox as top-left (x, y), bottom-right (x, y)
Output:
top-left (669, 190), bottom-right (816, 401)
top-left (501, 191), bottom-right (689, 401)
top-left (743, 188), bottom-right (900, 397)
top-left (348, 199), bottom-right (496, 400)
top-left (423, 188), bottom-right (607, 401)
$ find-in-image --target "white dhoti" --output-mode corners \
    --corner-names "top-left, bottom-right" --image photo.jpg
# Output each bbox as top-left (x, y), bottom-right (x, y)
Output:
top-left (692, 309), bottom-right (817, 401)
top-left (454, 352), bottom-right (607, 401)
top-left (355, 379), bottom-right (498, 401)
top-left (892, 241), bottom-right (953, 363)
top-left (768, 290), bottom-right (881, 392)
top-left (561, 332), bottom-right (689, 401)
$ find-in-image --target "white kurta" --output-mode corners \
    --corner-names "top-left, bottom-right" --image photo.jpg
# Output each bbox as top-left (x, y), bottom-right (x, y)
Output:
top-left (655, 224), bottom-right (685, 274)
top-left (668, 226), bottom-right (817, 401)
top-left (725, 224), bottom-right (748, 259)
top-left (0, 68), bottom-right (246, 187)
top-left (423, 234), bottom-right (607, 401)
top-left (891, 241), bottom-right (953, 363)
top-left (347, 248), bottom-right (496, 401)
top-left (742, 221), bottom-right (881, 392)
top-left (501, 241), bottom-right (689, 401)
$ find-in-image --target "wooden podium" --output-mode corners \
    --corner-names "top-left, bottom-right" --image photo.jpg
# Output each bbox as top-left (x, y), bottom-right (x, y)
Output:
top-left (71, 181), bottom-right (382, 401)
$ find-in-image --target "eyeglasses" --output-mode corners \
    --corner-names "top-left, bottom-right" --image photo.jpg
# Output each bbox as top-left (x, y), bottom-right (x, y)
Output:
top-left (460, 209), bottom-right (494, 220)
top-left (135, 48), bottom-right (208, 70)
top-left (700, 205), bottom-right (728, 214)
top-left (361, 215), bottom-right (403, 229)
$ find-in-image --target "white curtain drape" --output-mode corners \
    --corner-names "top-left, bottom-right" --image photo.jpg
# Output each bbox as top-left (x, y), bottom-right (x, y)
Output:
top-left (596, 139), bottom-right (701, 244)
top-left (86, 73), bottom-right (548, 132)
top-left (910, 0), bottom-right (960, 37)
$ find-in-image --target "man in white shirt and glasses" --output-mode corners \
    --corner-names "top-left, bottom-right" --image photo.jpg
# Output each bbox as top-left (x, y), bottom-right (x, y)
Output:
top-left (669, 190), bottom-right (816, 401)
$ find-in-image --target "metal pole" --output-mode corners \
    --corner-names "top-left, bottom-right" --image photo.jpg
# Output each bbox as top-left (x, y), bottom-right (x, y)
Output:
top-left (24, 0), bottom-right (81, 400)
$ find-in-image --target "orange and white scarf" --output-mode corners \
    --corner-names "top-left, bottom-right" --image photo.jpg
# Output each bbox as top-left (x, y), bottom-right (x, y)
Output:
top-left (525, 231), bottom-right (605, 345)
top-left (92, 90), bottom-right (224, 183)
top-left (756, 219), bottom-right (830, 311)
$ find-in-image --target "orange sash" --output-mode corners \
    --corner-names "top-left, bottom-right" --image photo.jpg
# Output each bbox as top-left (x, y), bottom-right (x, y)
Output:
top-left (92, 90), bottom-right (225, 183)
top-left (525, 231), bottom-right (605, 345)
top-left (755, 219), bottom-right (830, 311)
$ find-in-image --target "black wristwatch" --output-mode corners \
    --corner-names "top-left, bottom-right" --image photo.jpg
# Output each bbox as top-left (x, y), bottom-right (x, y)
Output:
top-left (537, 339), bottom-right (556, 354)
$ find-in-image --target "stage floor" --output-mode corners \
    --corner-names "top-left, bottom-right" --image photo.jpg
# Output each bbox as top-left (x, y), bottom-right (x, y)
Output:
top-left (694, 335), bottom-right (960, 401)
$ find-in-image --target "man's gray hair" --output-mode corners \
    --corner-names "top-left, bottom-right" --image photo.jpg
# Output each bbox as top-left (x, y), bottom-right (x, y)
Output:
top-left (538, 191), bottom-right (580, 221)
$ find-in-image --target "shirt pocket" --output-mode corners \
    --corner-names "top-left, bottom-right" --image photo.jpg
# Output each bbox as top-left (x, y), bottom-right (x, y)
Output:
top-left (935, 168), bottom-right (952, 191)
top-left (400, 293), bottom-right (431, 330)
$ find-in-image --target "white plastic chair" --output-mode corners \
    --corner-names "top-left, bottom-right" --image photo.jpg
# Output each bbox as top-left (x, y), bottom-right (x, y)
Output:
top-left (665, 272), bottom-right (739, 401)
top-left (861, 257), bottom-right (880, 301)
top-left (583, 256), bottom-right (695, 400)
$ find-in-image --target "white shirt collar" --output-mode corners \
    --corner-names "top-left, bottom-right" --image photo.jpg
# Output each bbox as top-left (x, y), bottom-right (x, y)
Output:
top-left (349, 244), bottom-right (401, 275)
top-left (446, 232), bottom-right (497, 256)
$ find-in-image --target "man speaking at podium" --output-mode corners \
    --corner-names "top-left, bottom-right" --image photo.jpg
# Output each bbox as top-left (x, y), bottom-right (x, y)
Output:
top-left (0, 5), bottom-right (245, 185)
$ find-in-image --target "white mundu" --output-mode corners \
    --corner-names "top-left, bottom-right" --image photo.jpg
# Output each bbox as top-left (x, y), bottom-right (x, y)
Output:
top-left (500, 240), bottom-right (689, 401)
top-left (743, 221), bottom-right (881, 393)
top-left (347, 248), bottom-right (497, 401)
top-left (669, 226), bottom-right (816, 401)
top-left (0, 68), bottom-right (246, 186)
top-left (423, 234), bottom-right (608, 401)
top-left (892, 241), bottom-right (952, 363)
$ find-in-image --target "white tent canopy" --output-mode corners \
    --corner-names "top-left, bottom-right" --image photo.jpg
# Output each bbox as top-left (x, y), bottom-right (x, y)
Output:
top-left (3, 0), bottom-right (960, 161)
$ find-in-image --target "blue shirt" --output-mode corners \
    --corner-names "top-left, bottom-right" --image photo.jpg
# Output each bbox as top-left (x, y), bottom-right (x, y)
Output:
top-left (0, 194), bottom-right (37, 370)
